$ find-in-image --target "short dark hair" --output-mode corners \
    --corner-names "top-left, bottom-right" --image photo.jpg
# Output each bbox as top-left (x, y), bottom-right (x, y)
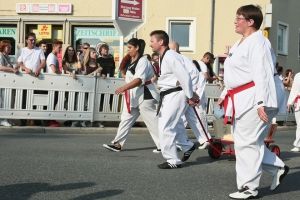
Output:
top-left (277, 66), bottom-right (283, 73)
top-left (52, 39), bottom-right (63, 46)
top-left (203, 52), bottom-right (215, 60)
top-left (150, 30), bottom-right (169, 46)
top-left (39, 39), bottom-right (47, 46)
top-left (152, 52), bottom-right (159, 58)
top-left (25, 32), bottom-right (36, 40)
top-left (99, 44), bottom-right (109, 56)
top-left (236, 4), bottom-right (263, 30)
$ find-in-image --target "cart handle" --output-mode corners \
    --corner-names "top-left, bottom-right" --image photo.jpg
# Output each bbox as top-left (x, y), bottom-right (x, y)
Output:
top-left (192, 107), bottom-right (223, 155)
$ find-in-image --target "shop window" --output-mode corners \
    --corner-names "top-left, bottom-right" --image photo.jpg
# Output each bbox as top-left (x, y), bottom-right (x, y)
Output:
top-left (277, 22), bottom-right (289, 56)
top-left (72, 26), bottom-right (131, 67)
top-left (0, 26), bottom-right (17, 63)
top-left (167, 18), bottom-right (196, 52)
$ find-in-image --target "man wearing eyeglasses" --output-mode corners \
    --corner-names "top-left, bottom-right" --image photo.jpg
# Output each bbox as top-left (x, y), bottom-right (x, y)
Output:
top-left (17, 32), bottom-right (46, 126)
top-left (79, 42), bottom-right (90, 64)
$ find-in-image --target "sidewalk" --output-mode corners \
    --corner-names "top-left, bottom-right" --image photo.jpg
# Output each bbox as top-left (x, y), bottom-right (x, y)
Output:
top-left (0, 121), bottom-right (296, 134)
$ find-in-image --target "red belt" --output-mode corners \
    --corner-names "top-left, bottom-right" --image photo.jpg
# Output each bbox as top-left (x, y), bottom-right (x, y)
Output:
top-left (124, 80), bottom-right (152, 114)
top-left (223, 81), bottom-right (255, 125)
top-left (294, 95), bottom-right (300, 109)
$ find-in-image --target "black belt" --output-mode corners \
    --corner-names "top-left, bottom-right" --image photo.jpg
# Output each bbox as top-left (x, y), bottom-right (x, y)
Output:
top-left (156, 87), bottom-right (183, 115)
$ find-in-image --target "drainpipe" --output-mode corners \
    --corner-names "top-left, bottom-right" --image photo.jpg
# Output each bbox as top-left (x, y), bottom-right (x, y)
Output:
top-left (209, 0), bottom-right (215, 53)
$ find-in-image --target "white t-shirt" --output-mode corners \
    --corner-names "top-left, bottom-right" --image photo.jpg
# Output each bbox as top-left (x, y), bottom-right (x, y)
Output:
top-left (197, 60), bottom-right (208, 73)
top-left (17, 47), bottom-right (45, 72)
top-left (46, 53), bottom-right (59, 73)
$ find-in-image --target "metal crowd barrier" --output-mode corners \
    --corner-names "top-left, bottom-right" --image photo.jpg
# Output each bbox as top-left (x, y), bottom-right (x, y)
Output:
top-left (0, 71), bottom-right (295, 123)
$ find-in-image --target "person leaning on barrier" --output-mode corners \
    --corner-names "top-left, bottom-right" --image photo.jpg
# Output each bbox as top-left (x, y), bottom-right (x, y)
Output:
top-left (103, 38), bottom-right (160, 152)
top-left (18, 32), bottom-right (45, 126)
top-left (62, 45), bottom-right (81, 127)
top-left (44, 39), bottom-right (63, 127)
top-left (81, 47), bottom-right (105, 128)
top-left (0, 40), bottom-right (19, 127)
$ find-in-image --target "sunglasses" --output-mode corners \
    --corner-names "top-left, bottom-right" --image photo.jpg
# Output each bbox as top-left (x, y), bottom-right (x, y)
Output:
top-left (28, 38), bottom-right (36, 42)
top-left (83, 47), bottom-right (88, 49)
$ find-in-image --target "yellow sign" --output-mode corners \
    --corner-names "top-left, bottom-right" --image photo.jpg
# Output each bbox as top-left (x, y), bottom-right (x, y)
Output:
top-left (38, 25), bottom-right (52, 39)
top-left (263, 29), bottom-right (269, 38)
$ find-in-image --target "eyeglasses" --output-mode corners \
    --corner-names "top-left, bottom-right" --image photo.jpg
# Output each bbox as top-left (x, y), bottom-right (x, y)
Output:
top-left (235, 17), bottom-right (247, 21)
top-left (28, 38), bottom-right (36, 42)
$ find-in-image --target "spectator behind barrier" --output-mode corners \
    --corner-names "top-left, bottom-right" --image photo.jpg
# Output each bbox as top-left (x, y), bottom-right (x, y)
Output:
top-left (283, 69), bottom-right (294, 91)
top-left (97, 44), bottom-right (115, 78)
top-left (0, 40), bottom-right (19, 126)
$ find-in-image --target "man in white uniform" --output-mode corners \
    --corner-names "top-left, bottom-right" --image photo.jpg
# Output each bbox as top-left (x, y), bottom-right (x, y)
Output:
top-left (169, 41), bottom-right (212, 151)
top-left (18, 32), bottom-right (45, 126)
top-left (287, 72), bottom-right (300, 152)
top-left (149, 30), bottom-right (198, 169)
top-left (218, 5), bottom-right (288, 199)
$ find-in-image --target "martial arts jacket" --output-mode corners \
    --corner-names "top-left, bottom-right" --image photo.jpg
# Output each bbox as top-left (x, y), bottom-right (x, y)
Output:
top-left (180, 54), bottom-right (207, 105)
top-left (287, 73), bottom-right (300, 112)
top-left (158, 50), bottom-right (193, 99)
top-left (126, 55), bottom-right (159, 108)
top-left (263, 33), bottom-right (286, 114)
top-left (220, 31), bottom-right (277, 119)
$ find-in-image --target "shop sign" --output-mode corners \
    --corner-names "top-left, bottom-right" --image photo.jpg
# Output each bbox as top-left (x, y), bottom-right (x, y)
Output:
top-left (16, 3), bottom-right (72, 14)
top-left (117, 0), bottom-right (143, 21)
top-left (0, 28), bottom-right (17, 36)
top-left (38, 25), bottom-right (52, 39)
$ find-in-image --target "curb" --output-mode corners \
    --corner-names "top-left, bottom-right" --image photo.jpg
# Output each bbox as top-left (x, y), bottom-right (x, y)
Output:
top-left (0, 126), bottom-right (296, 134)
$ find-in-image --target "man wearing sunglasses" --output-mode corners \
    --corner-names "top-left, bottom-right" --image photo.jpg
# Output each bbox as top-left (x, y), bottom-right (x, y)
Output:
top-left (79, 42), bottom-right (90, 64)
top-left (17, 32), bottom-right (46, 126)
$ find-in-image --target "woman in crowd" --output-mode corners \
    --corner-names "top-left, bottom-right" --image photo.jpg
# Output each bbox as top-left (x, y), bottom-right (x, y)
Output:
top-left (82, 47), bottom-right (105, 128)
top-left (103, 38), bottom-right (160, 152)
top-left (0, 40), bottom-right (19, 126)
top-left (62, 46), bottom-right (81, 127)
top-left (218, 5), bottom-right (288, 199)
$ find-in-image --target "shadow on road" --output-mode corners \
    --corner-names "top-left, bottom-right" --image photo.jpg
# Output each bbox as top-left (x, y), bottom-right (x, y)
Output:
top-left (71, 189), bottom-right (124, 200)
top-left (0, 182), bottom-right (96, 200)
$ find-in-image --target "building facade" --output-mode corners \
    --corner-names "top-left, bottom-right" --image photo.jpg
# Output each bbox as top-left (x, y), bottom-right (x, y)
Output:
top-left (0, 0), bottom-right (299, 73)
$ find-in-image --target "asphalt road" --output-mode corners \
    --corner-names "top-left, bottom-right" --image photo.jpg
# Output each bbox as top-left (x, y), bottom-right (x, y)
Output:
top-left (0, 130), bottom-right (299, 200)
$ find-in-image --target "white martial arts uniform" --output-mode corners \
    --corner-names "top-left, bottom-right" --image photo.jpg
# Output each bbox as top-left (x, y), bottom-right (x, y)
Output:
top-left (263, 33), bottom-right (286, 114)
top-left (220, 31), bottom-right (285, 190)
top-left (178, 55), bottom-right (211, 145)
top-left (158, 49), bottom-right (194, 165)
top-left (287, 72), bottom-right (300, 148)
top-left (112, 56), bottom-right (160, 148)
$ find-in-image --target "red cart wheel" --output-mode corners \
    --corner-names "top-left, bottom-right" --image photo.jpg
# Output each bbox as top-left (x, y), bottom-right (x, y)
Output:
top-left (208, 141), bottom-right (222, 159)
top-left (269, 145), bottom-right (280, 157)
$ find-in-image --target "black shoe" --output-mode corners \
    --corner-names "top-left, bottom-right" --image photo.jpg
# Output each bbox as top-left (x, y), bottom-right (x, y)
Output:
top-left (181, 144), bottom-right (196, 162)
top-left (20, 120), bottom-right (27, 126)
top-left (103, 144), bottom-right (121, 152)
top-left (157, 162), bottom-right (182, 169)
top-left (133, 122), bottom-right (143, 127)
top-left (63, 120), bottom-right (72, 126)
top-left (34, 120), bottom-right (42, 126)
